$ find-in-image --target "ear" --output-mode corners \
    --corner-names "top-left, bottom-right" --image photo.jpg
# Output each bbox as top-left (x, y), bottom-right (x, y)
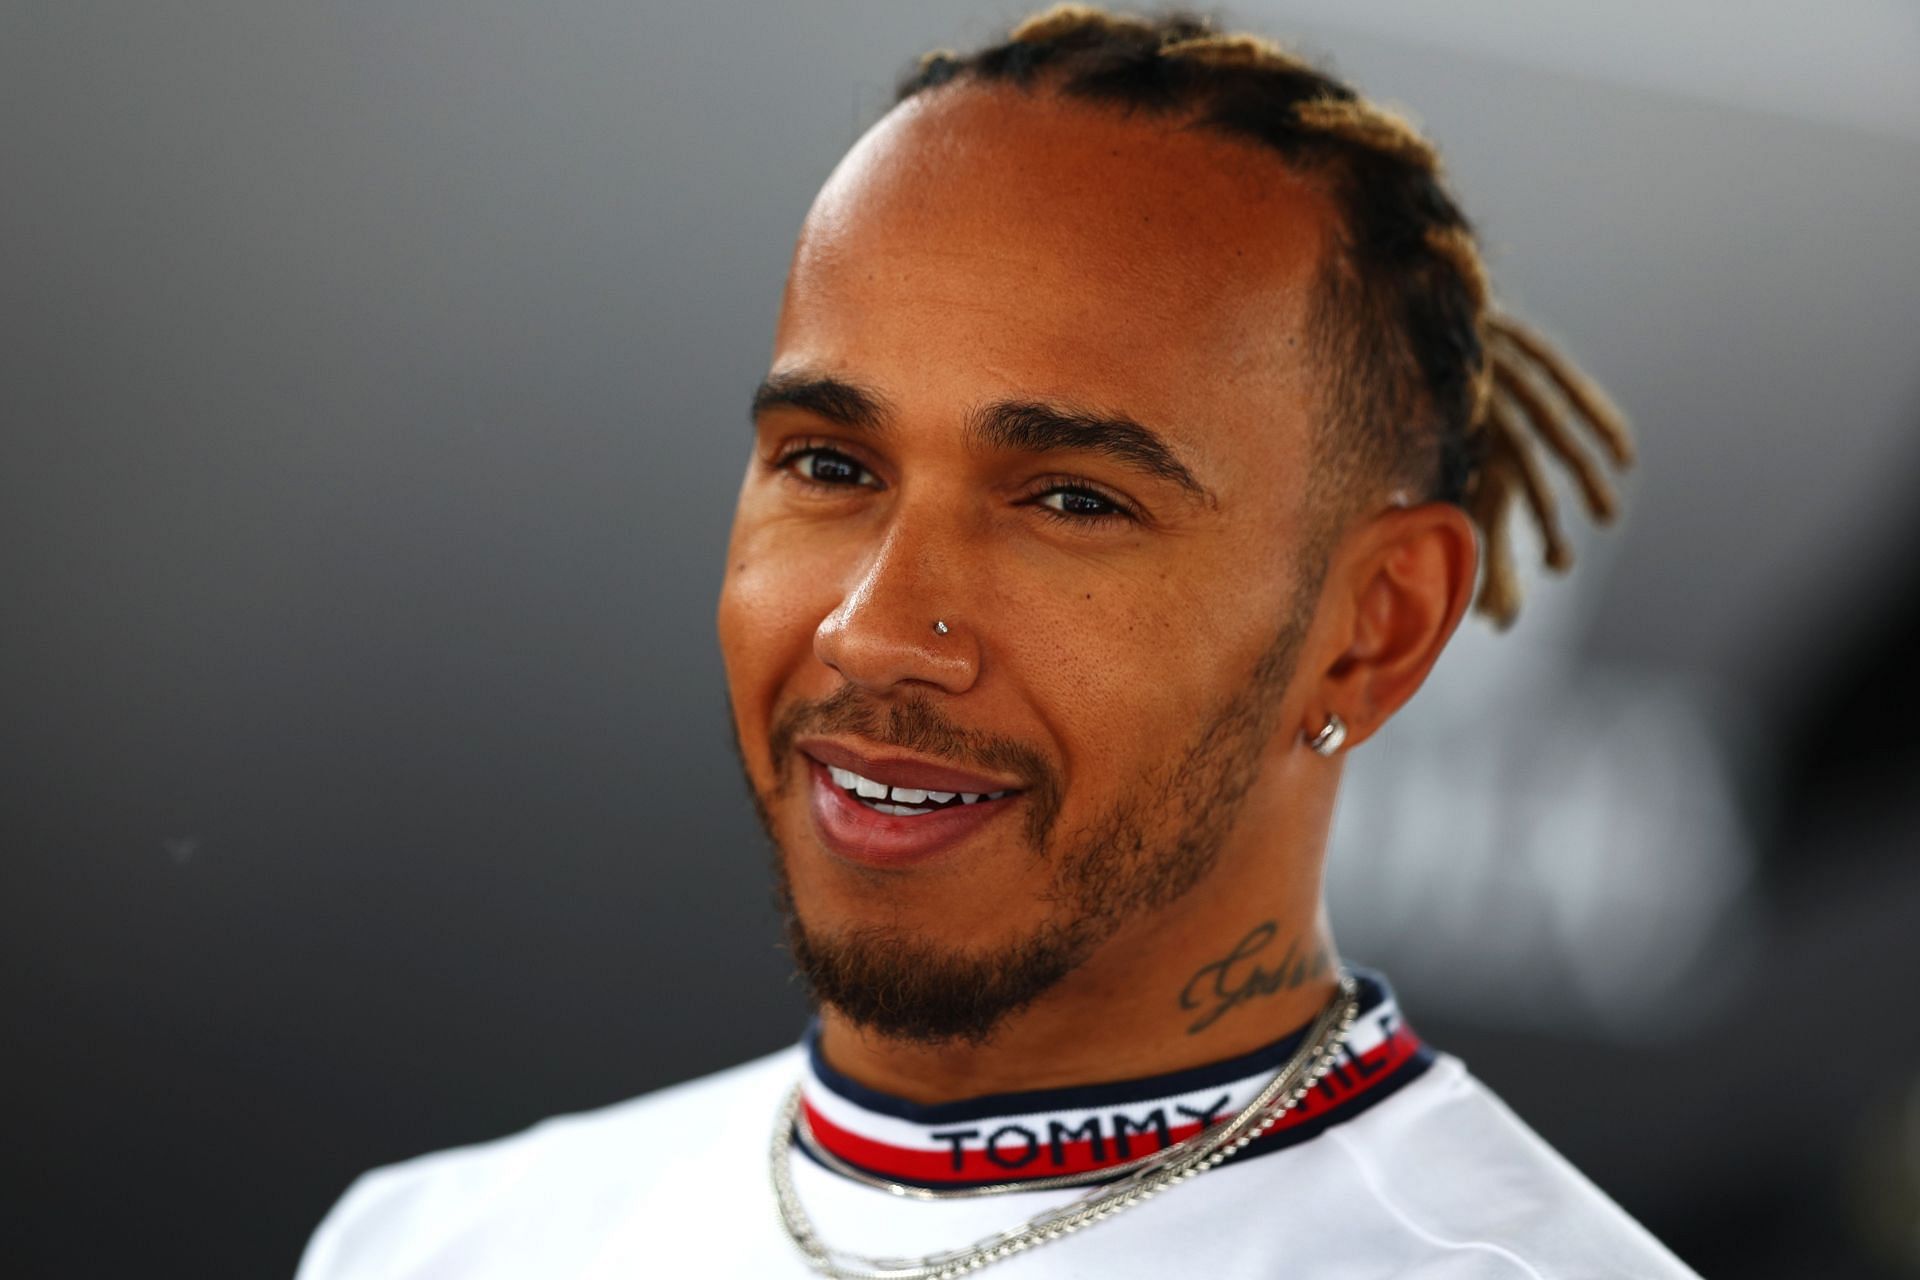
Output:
top-left (1302, 502), bottom-right (1479, 751)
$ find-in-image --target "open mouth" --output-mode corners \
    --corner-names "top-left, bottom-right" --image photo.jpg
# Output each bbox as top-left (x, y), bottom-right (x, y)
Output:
top-left (823, 763), bottom-right (1015, 816)
top-left (801, 749), bottom-right (1025, 866)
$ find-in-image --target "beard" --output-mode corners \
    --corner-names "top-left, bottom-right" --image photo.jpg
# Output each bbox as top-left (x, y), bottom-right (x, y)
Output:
top-left (730, 595), bottom-right (1313, 1048)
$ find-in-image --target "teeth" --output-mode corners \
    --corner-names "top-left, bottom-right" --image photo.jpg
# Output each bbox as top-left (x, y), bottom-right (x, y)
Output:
top-left (824, 759), bottom-right (1015, 810)
top-left (871, 802), bottom-right (932, 816)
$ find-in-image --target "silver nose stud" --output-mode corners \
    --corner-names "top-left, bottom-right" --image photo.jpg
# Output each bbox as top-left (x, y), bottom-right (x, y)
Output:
top-left (933, 619), bottom-right (950, 635)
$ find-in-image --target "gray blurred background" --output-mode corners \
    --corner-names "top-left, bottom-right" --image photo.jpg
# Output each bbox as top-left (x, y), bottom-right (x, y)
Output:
top-left (4, 2), bottom-right (1917, 1276)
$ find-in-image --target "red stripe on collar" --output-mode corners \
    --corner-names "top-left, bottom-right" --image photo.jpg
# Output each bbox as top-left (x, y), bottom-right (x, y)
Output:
top-left (799, 985), bottom-right (1428, 1189)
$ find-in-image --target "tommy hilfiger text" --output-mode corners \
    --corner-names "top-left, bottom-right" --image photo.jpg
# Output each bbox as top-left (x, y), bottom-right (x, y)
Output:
top-left (925, 1093), bottom-right (1235, 1171)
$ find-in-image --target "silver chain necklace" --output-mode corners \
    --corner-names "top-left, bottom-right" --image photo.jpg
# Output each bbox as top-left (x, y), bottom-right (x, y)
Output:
top-left (769, 970), bottom-right (1360, 1280)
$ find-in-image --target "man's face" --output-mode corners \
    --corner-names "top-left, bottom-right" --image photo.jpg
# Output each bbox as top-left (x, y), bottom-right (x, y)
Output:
top-left (717, 83), bottom-right (1342, 1043)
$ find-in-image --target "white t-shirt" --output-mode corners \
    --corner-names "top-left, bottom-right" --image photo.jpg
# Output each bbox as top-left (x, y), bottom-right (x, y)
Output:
top-left (297, 972), bottom-right (1700, 1278)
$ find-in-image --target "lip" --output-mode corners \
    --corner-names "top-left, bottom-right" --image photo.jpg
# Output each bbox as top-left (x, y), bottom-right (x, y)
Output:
top-left (796, 737), bottom-right (1025, 797)
top-left (805, 755), bottom-right (1021, 868)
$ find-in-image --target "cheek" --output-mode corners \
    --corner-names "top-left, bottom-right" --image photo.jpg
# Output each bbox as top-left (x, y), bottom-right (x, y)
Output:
top-left (1063, 525), bottom-right (1307, 763)
top-left (716, 520), bottom-right (840, 750)
top-left (992, 572), bottom-right (1240, 794)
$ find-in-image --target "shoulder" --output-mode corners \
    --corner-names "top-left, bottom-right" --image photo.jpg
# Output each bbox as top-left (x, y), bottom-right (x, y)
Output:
top-left (1318, 1052), bottom-right (1700, 1279)
top-left (295, 1043), bottom-right (803, 1280)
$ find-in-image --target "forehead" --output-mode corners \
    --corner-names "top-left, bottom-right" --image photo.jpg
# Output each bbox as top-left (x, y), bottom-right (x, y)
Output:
top-left (773, 84), bottom-right (1338, 476)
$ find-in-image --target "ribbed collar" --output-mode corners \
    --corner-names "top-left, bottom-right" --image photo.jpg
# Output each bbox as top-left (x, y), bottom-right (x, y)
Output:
top-left (797, 968), bottom-right (1432, 1190)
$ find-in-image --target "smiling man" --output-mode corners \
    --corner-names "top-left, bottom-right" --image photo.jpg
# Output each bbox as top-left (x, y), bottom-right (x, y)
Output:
top-left (299, 6), bottom-right (1699, 1278)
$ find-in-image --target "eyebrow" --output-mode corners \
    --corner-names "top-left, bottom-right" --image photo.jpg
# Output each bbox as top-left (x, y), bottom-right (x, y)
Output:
top-left (750, 372), bottom-right (1218, 507)
top-left (751, 371), bottom-right (894, 435)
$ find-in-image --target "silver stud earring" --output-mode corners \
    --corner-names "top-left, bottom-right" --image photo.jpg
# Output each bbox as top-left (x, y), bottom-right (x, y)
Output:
top-left (933, 619), bottom-right (950, 635)
top-left (1306, 712), bottom-right (1347, 757)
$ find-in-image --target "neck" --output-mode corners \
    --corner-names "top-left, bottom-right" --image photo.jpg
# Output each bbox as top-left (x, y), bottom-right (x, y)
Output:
top-left (817, 869), bottom-right (1340, 1105)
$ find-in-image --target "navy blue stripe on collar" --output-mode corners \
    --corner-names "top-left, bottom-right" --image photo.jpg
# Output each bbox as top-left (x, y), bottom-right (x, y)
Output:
top-left (804, 967), bottom-right (1392, 1124)
top-left (792, 1044), bottom-right (1434, 1191)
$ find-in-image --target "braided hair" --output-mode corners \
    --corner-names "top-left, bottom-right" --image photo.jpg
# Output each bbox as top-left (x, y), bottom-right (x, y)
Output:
top-left (895, 4), bottom-right (1632, 628)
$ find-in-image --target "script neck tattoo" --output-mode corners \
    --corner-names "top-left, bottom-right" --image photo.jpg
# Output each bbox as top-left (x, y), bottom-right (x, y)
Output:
top-left (1179, 920), bottom-right (1330, 1035)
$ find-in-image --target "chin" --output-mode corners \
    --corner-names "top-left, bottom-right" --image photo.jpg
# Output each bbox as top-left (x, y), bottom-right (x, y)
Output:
top-left (788, 911), bottom-right (1089, 1047)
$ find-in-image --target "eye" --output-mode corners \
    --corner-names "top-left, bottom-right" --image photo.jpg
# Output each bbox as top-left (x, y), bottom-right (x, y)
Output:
top-left (773, 444), bottom-right (879, 490)
top-left (1028, 481), bottom-right (1139, 526)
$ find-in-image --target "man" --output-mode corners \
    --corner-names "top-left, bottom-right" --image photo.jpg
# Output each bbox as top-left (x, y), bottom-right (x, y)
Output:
top-left (299, 5), bottom-right (1696, 1276)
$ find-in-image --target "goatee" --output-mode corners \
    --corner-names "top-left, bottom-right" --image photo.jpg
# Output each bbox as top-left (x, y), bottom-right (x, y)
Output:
top-left (730, 597), bottom-right (1310, 1047)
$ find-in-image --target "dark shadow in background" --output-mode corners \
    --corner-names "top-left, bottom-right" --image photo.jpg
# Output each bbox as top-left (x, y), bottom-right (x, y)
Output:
top-left (1427, 432), bottom-right (1920, 1279)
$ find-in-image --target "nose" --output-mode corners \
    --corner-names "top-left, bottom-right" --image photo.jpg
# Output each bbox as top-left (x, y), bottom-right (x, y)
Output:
top-left (814, 513), bottom-right (981, 697)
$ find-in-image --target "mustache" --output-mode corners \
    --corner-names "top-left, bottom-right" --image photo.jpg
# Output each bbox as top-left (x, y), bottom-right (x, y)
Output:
top-left (768, 685), bottom-right (1046, 789)
top-left (763, 685), bottom-right (1063, 851)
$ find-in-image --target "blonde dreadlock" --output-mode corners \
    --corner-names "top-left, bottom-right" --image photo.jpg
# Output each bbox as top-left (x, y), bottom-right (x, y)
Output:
top-left (898, 3), bottom-right (1632, 629)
